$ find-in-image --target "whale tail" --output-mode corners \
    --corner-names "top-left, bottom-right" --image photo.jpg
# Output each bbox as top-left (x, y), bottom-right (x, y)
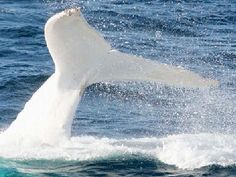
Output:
top-left (1, 8), bottom-right (218, 145)
top-left (45, 8), bottom-right (218, 89)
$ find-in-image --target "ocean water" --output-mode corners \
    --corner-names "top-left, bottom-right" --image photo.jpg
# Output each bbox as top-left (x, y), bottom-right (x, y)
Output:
top-left (0, 0), bottom-right (235, 176)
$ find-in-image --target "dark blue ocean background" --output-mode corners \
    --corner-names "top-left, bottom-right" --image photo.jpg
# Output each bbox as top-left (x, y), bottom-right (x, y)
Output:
top-left (0, 0), bottom-right (235, 176)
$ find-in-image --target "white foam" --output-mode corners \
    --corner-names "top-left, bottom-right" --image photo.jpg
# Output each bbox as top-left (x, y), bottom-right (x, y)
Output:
top-left (157, 133), bottom-right (236, 169)
top-left (0, 133), bottom-right (235, 169)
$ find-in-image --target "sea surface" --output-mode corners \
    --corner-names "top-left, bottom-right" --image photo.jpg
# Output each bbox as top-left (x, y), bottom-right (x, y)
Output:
top-left (0, 0), bottom-right (235, 176)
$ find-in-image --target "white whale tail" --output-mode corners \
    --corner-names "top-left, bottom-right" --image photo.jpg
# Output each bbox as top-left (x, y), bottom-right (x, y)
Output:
top-left (0, 8), bottom-right (218, 145)
top-left (45, 8), bottom-right (217, 88)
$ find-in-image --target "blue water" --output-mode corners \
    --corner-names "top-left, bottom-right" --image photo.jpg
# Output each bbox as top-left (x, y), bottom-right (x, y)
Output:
top-left (0, 0), bottom-right (235, 176)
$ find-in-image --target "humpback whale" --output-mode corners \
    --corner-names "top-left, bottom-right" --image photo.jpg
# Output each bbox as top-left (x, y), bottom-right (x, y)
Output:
top-left (0, 8), bottom-right (218, 145)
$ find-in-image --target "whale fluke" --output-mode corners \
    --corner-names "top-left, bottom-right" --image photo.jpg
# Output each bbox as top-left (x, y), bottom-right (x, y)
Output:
top-left (45, 8), bottom-right (217, 89)
top-left (0, 8), bottom-right (218, 145)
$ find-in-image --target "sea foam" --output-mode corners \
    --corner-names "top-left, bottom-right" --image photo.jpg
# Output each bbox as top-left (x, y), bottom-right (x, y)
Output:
top-left (0, 133), bottom-right (235, 169)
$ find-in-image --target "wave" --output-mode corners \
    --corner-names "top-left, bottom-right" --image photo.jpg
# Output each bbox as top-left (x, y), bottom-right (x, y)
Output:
top-left (0, 74), bottom-right (49, 92)
top-left (0, 26), bottom-right (42, 39)
top-left (0, 133), bottom-right (235, 169)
